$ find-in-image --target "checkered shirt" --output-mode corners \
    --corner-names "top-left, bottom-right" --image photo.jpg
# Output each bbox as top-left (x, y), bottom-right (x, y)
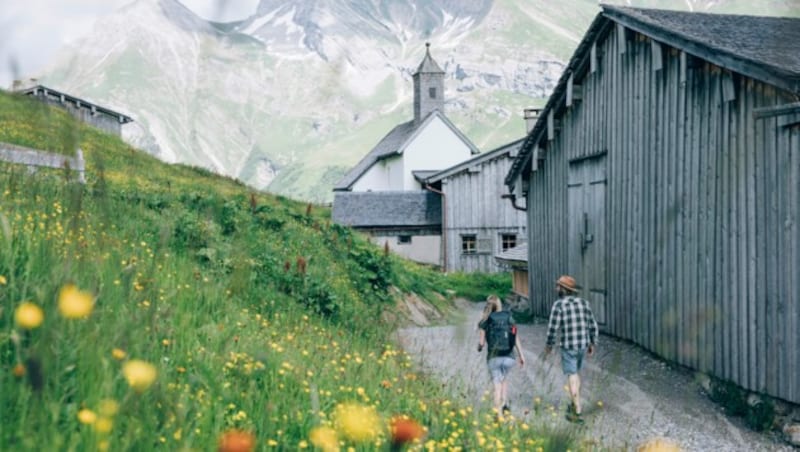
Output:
top-left (545, 296), bottom-right (598, 351)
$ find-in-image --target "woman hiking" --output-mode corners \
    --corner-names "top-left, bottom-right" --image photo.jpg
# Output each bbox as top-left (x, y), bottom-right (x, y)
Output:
top-left (477, 295), bottom-right (526, 417)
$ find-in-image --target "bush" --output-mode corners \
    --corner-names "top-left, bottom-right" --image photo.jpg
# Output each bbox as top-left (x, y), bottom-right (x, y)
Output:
top-left (745, 400), bottom-right (775, 432)
top-left (442, 271), bottom-right (512, 302)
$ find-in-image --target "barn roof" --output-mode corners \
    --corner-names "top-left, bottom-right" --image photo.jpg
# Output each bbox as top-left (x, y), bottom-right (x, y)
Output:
top-left (16, 85), bottom-right (134, 124)
top-left (331, 190), bottom-right (442, 228)
top-left (506, 6), bottom-right (800, 188)
top-left (604, 6), bottom-right (800, 92)
top-left (333, 110), bottom-right (478, 191)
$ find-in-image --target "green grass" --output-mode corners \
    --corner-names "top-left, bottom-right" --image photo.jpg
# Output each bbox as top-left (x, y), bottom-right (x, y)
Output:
top-left (0, 90), bottom-right (572, 451)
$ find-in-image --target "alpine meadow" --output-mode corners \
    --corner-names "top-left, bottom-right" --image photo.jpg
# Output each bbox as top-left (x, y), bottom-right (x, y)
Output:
top-left (0, 90), bottom-right (592, 451)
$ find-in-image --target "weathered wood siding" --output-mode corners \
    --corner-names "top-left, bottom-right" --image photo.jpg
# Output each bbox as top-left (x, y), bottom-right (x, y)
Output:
top-left (526, 25), bottom-right (800, 403)
top-left (512, 269), bottom-right (529, 298)
top-left (443, 153), bottom-right (526, 273)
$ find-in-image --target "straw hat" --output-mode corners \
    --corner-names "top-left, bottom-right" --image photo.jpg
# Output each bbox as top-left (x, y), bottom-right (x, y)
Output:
top-left (556, 275), bottom-right (579, 293)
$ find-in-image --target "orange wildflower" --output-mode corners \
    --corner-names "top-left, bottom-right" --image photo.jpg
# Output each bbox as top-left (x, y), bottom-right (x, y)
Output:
top-left (12, 363), bottom-right (26, 378)
top-left (390, 416), bottom-right (425, 446)
top-left (218, 429), bottom-right (256, 452)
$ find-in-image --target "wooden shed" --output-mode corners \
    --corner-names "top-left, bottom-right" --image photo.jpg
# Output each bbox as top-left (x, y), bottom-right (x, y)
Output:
top-left (494, 242), bottom-right (529, 308)
top-left (13, 84), bottom-right (133, 136)
top-left (505, 6), bottom-right (800, 404)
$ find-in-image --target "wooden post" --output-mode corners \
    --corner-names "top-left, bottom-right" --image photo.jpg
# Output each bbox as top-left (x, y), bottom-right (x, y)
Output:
top-left (76, 148), bottom-right (86, 184)
top-left (617, 23), bottom-right (627, 54)
top-left (680, 51), bottom-right (687, 84)
top-left (651, 40), bottom-right (663, 72)
top-left (722, 71), bottom-right (736, 102)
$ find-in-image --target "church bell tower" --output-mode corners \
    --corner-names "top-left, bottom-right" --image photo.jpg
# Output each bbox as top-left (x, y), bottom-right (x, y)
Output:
top-left (413, 43), bottom-right (446, 124)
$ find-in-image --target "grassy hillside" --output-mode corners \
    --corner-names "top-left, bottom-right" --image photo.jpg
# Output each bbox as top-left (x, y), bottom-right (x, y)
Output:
top-left (0, 91), bottom-right (580, 451)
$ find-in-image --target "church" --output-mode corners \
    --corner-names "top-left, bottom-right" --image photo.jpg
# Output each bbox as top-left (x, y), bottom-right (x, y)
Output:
top-left (332, 44), bottom-right (479, 266)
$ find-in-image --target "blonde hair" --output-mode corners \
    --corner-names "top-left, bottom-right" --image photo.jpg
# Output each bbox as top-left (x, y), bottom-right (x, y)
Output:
top-left (478, 295), bottom-right (502, 327)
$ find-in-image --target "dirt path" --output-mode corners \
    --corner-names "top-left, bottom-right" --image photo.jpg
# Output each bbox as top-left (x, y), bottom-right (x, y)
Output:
top-left (396, 300), bottom-right (791, 451)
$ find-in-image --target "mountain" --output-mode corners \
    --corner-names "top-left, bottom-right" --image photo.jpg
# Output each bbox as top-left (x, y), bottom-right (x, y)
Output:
top-left (38, 0), bottom-right (800, 202)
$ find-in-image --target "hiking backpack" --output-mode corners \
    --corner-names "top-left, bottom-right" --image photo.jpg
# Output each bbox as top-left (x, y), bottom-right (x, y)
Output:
top-left (486, 311), bottom-right (516, 356)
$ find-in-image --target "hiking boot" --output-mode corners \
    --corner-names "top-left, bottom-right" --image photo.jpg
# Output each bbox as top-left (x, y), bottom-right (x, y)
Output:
top-left (565, 411), bottom-right (585, 425)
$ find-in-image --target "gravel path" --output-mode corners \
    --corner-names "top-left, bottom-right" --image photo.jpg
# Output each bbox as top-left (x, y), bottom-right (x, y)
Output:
top-left (396, 300), bottom-right (791, 451)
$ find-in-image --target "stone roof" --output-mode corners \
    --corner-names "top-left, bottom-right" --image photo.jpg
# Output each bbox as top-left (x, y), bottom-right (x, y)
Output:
top-left (506, 7), bottom-right (800, 188)
top-left (331, 190), bottom-right (441, 228)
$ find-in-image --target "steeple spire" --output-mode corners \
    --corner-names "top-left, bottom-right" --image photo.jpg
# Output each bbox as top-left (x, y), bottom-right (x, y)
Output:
top-left (413, 43), bottom-right (445, 123)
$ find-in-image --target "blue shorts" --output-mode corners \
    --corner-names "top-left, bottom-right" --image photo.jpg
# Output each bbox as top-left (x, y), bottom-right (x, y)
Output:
top-left (560, 348), bottom-right (586, 375)
top-left (487, 356), bottom-right (516, 384)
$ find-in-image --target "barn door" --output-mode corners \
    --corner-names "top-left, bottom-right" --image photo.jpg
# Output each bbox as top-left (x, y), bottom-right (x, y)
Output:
top-left (567, 155), bottom-right (607, 325)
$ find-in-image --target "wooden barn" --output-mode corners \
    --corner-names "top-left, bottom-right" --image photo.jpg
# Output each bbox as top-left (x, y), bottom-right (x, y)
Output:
top-left (505, 6), bottom-right (800, 404)
top-left (423, 138), bottom-right (527, 273)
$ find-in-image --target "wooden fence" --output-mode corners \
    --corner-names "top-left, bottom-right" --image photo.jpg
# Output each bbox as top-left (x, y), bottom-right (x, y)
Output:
top-left (0, 142), bottom-right (85, 183)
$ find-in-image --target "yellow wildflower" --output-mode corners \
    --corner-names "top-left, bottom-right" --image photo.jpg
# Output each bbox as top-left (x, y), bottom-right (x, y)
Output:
top-left (58, 284), bottom-right (94, 319)
top-left (334, 403), bottom-right (381, 443)
top-left (309, 426), bottom-right (339, 452)
top-left (15, 302), bottom-right (44, 329)
top-left (98, 399), bottom-right (119, 417)
top-left (77, 409), bottom-right (97, 425)
top-left (0, 275), bottom-right (6, 285)
top-left (112, 348), bottom-right (126, 360)
top-left (94, 417), bottom-right (113, 434)
top-left (122, 360), bottom-right (158, 393)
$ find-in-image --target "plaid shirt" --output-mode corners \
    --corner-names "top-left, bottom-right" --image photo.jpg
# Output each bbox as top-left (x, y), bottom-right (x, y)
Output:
top-left (545, 296), bottom-right (598, 350)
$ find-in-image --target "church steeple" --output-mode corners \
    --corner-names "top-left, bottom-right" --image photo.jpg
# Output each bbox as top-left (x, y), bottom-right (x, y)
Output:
top-left (413, 43), bottom-right (445, 124)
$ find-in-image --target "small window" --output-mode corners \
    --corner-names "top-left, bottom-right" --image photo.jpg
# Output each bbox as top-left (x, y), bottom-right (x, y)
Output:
top-left (429, 87), bottom-right (437, 99)
top-left (461, 235), bottom-right (476, 254)
top-left (501, 234), bottom-right (517, 252)
top-left (398, 235), bottom-right (412, 245)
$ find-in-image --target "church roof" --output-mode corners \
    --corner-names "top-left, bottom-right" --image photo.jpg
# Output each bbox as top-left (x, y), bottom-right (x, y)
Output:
top-left (415, 43), bottom-right (445, 74)
top-left (333, 111), bottom-right (478, 191)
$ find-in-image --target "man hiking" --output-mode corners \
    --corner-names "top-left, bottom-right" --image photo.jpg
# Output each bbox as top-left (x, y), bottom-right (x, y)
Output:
top-left (544, 275), bottom-right (598, 424)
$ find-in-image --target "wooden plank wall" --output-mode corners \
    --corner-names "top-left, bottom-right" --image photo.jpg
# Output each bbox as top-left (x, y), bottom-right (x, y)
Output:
top-left (525, 24), bottom-right (800, 403)
top-left (443, 152), bottom-right (527, 273)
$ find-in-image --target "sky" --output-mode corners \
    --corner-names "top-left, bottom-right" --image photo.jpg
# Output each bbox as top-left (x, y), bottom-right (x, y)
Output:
top-left (0, 0), bottom-right (260, 88)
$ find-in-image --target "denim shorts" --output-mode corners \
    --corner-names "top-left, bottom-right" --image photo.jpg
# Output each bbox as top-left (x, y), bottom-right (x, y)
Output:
top-left (487, 356), bottom-right (516, 384)
top-left (560, 348), bottom-right (586, 375)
